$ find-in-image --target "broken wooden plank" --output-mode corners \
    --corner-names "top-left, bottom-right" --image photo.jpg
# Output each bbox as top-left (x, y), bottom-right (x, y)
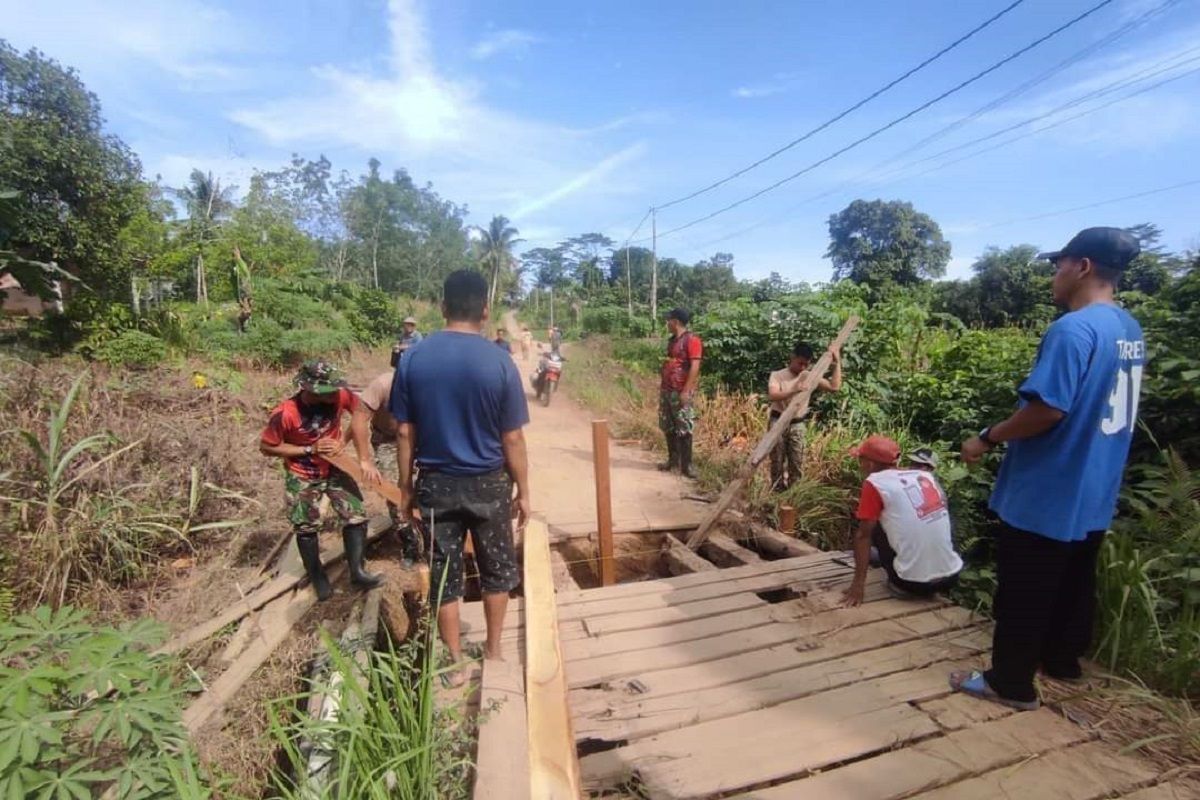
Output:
top-left (917, 692), bottom-right (1016, 731)
top-left (523, 517), bottom-right (582, 799)
top-left (699, 533), bottom-right (763, 568)
top-left (580, 665), bottom-right (944, 798)
top-left (572, 626), bottom-right (989, 742)
top-left (910, 740), bottom-right (1159, 800)
top-left (157, 515), bottom-right (389, 655)
top-left (734, 522), bottom-right (820, 558)
top-left (729, 709), bottom-right (1095, 800)
top-left (662, 537), bottom-right (717, 575)
top-left (687, 315), bottom-right (859, 550)
top-left (181, 568), bottom-right (342, 732)
top-left (474, 657), bottom-right (530, 800)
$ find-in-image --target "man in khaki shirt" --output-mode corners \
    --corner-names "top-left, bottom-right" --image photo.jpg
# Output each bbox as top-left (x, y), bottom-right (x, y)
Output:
top-left (352, 370), bottom-right (423, 562)
top-left (766, 341), bottom-right (841, 490)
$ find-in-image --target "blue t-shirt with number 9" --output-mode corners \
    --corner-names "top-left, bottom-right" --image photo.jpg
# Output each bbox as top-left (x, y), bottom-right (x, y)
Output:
top-left (990, 303), bottom-right (1145, 541)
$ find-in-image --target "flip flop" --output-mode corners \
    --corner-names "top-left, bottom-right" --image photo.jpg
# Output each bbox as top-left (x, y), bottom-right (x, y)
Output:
top-left (949, 670), bottom-right (1040, 711)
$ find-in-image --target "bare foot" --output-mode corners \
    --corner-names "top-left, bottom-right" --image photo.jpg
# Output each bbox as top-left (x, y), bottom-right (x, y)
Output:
top-left (484, 646), bottom-right (506, 662)
top-left (442, 662), bottom-right (468, 688)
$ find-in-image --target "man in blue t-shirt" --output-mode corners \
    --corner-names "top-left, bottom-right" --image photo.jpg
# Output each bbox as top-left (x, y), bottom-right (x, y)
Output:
top-left (390, 270), bottom-right (531, 685)
top-left (951, 227), bottom-right (1144, 710)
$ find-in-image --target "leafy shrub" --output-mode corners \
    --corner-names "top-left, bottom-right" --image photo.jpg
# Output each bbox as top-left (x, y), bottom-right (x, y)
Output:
top-left (93, 329), bottom-right (169, 368)
top-left (0, 606), bottom-right (213, 798)
top-left (279, 327), bottom-right (356, 366)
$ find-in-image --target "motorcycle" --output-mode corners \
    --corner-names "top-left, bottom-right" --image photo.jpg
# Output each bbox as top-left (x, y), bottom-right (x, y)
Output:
top-left (531, 351), bottom-right (563, 407)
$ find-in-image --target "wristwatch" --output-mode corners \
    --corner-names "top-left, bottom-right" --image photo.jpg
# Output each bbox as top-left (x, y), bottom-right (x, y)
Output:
top-left (303, 444), bottom-right (314, 456)
top-left (978, 427), bottom-right (997, 446)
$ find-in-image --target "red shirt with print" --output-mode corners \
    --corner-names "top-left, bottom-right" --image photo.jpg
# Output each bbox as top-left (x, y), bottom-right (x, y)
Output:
top-left (661, 332), bottom-right (703, 392)
top-left (260, 388), bottom-right (358, 479)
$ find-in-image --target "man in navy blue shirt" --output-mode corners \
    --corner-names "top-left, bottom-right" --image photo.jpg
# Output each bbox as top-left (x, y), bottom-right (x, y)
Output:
top-left (952, 227), bottom-right (1144, 710)
top-left (390, 270), bottom-right (531, 685)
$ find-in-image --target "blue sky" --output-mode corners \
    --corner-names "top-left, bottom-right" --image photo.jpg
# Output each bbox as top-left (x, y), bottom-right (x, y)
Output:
top-left (3, 0), bottom-right (1199, 283)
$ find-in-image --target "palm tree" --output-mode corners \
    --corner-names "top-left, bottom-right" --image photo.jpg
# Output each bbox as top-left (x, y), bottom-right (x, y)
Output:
top-left (175, 170), bottom-right (234, 304)
top-left (475, 215), bottom-right (522, 310)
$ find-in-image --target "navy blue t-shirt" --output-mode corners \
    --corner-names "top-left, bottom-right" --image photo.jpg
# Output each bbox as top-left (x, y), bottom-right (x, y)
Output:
top-left (390, 330), bottom-right (530, 476)
top-left (990, 303), bottom-right (1145, 541)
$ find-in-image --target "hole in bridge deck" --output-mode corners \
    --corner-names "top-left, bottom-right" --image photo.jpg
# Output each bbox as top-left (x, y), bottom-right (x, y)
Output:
top-left (577, 737), bottom-right (628, 758)
top-left (756, 586), bottom-right (803, 604)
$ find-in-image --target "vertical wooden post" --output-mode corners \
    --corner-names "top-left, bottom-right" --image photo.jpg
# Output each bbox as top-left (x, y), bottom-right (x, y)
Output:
top-left (592, 420), bottom-right (616, 586)
top-left (778, 505), bottom-right (797, 536)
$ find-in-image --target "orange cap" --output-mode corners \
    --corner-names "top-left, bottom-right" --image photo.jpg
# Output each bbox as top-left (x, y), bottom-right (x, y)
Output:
top-left (849, 435), bottom-right (901, 465)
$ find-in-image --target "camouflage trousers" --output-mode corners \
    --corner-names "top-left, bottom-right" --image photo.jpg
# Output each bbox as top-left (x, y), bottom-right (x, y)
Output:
top-left (374, 440), bottom-right (424, 562)
top-left (659, 390), bottom-right (697, 438)
top-left (768, 413), bottom-right (806, 491)
top-left (285, 469), bottom-right (367, 535)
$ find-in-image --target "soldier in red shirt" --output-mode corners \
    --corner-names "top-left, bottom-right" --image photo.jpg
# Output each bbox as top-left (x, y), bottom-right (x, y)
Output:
top-left (658, 307), bottom-right (703, 478)
top-left (259, 360), bottom-right (382, 601)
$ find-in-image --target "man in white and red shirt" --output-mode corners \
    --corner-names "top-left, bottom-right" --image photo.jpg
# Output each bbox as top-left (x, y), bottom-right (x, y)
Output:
top-left (843, 435), bottom-right (962, 606)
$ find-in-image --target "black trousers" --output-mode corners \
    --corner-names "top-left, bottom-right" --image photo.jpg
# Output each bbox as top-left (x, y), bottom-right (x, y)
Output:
top-left (872, 526), bottom-right (959, 596)
top-left (984, 524), bottom-right (1104, 702)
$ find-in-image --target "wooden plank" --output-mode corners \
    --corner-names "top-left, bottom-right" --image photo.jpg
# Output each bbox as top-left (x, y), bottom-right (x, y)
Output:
top-left (1115, 785), bottom-right (1200, 800)
top-left (550, 521), bottom-right (703, 543)
top-left (910, 741), bottom-right (1159, 800)
top-left (699, 533), bottom-right (763, 568)
top-left (181, 571), bottom-right (335, 732)
top-left (918, 693), bottom-right (1016, 731)
top-left (473, 657), bottom-right (530, 800)
top-left (158, 515), bottom-right (389, 655)
top-left (662, 538), bottom-right (716, 575)
top-left (550, 550), bottom-right (581, 591)
top-left (735, 523), bottom-right (820, 558)
top-left (523, 518), bottom-right (583, 799)
top-left (731, 710), bottom-right (1095, 800)
top-left (580, 665), bottom-right (946, 798)
top-left (566, 601), bottom-right (972, 689)
top-left (573, 626), bottom-right (989, 742)
top-left (687, 315), bottom-right (859, 550)
top-left (592, 420), bottom-right (616, 586)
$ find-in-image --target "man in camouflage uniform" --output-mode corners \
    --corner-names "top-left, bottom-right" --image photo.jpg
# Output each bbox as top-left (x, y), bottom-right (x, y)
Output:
top-left (658, 307), bottom-right (703, 479)
top-left (352, 368), bottom-right (424, 563)
top-left (259, 360), bottom-right (382, 601)
top-left (766, 341), bottom-right (841, 491)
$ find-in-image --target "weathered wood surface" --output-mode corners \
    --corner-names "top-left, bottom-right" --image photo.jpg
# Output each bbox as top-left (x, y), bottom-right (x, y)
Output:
top-left (473, 656), bottom-right (530, 800)
top-left (523, 517), bottom-right (582, 799)
top-left (687, 315), bottom-right (859, 550)
top-left (662, 537), bottom-right (716, 575)
top-left (698, 533), bottom-right (763, 568)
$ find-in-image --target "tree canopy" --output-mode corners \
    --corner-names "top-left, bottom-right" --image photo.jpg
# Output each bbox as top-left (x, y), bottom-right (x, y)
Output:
top-left (826, 199), bottom-right (951, 291)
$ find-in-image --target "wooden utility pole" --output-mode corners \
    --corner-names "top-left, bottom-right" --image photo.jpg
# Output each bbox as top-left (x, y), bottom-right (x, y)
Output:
top-left (625, 246), bottom-right (632, 319)
top-left (650, 208), bottom-right (658, 329)
top-left (686, 316), bottom-right (860, 550)
top-left (592, 420), bottom-right (616, 586)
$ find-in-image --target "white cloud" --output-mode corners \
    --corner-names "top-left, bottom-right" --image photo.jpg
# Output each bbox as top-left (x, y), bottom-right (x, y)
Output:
top-left (229, 0), bottom-right (646, 227)
top-left (732, 85), bottom-right (784, 99)
top-left (470, 29), bottom-right (541, 61)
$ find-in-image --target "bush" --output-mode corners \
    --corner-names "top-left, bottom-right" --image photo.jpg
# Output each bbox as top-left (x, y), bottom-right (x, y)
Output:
top-left (0, 606), bottom-right (213, 798)
top-left (92, 329), bottom-right (169, 368)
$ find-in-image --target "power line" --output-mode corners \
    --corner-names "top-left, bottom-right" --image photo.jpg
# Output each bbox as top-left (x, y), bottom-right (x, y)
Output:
top-left (643, 0), bottom-right (1116, 243)
top-left (981, 177), bottom-right (1200, 229)
top-left (679, 55), bottom-right (1200, 255)
top-left (653, 0), bottom-right (1029, 212)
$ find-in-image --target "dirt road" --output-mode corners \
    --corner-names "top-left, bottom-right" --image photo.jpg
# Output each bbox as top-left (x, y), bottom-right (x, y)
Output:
top-left (503, 314), bottom-right (707, 541)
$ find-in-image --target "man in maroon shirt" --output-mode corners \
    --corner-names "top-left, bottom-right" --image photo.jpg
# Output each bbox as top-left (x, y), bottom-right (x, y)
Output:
top-left (658, 307), bottom-right (703, 479)
top-left (259, 360), bottom-right (382, 600)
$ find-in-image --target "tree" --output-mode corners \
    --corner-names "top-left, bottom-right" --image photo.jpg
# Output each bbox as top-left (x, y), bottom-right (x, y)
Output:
top-left (826, 199), bottom-right (950, 292)
top-left (174, 169), bottom-right (235, 303)
top-left (609, 246), bottom-right (653, 315)
top-left (475, 215), bottom-right (522, 309)
top-left (1122, 222), bottom-right (1178, 295)
top-left (0, 41), bottom-right (145, 306)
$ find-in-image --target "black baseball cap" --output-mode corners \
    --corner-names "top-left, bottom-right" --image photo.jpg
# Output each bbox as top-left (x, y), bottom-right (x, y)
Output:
top-left (1037, 227), bottom-right (1140, 270)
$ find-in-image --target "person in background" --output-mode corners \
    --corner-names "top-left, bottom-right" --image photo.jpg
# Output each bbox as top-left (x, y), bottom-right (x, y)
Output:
top-left (843, 435), bottom-right (962, 607)
top-left (390, 270), bottom-right (531, 687)
top-left (520, 326), bottom-right (533, 360)
top-left (549, 325), bottom-right (563, 354)
top-left (259, 360), bottom-right (382, 601)
top-left (494, 328), bottom-right (512, 354)
top-left (766, 341), bottom-right (842, 491)
top-left (908, 447), bottom-right (939, 471)
top-left (391, 316), bottom-right (424, 367)
top-left (951, 227), bottom-right (1145, 712)
top-left (351, 369), bottom-right (424, 563)
top-left (658, 307), bottom-right (703, 479)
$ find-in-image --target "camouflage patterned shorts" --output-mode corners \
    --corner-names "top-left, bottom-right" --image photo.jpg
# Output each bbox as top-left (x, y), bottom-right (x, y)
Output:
top-left (659, 390), bottom-right (697, 437)
top-left (285, 469), bottom-right (367, 535)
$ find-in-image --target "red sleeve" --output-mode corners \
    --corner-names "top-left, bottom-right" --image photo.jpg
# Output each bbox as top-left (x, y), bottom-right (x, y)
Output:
top-left (855, 481), bottom-right (884, 521)
top-left (339, 387), bottom-right (359, 414)
top-left (687, 335), bottom-right (703, 360)
top-left (260, 410), bottom-right (286, 447)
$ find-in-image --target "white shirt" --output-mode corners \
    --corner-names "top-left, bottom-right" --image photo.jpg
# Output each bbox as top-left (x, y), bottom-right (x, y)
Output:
top-left (862, 469), bottom-right (963, 583)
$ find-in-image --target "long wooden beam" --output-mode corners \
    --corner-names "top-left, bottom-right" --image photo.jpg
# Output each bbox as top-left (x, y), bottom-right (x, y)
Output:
top-left (524, 517), bottom-right (583, 799)
top-left (687, 316), bottom-right (859, 550)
